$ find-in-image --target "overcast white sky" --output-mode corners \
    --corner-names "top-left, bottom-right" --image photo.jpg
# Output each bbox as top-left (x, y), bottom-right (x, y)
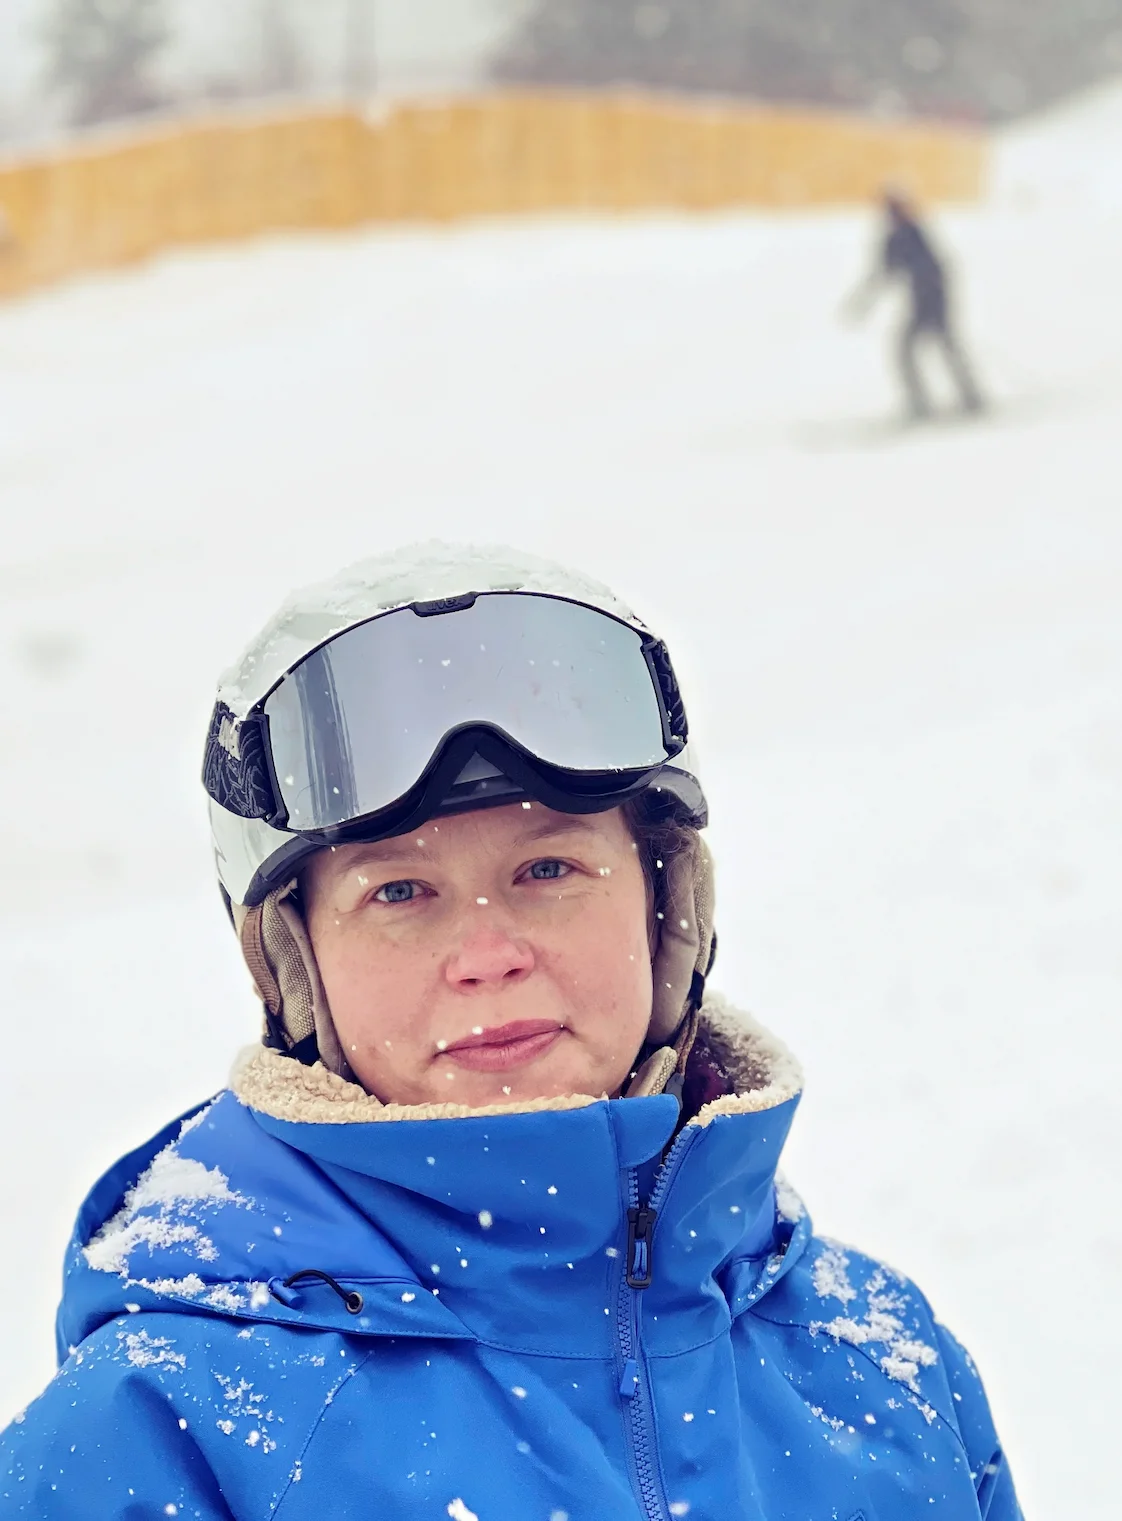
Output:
top-left (0, 0), bottom-right (525, 129)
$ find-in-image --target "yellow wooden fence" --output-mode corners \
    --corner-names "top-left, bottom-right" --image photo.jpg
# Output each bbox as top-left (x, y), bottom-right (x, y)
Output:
top-left (0, 92), bottom-right (986, 299)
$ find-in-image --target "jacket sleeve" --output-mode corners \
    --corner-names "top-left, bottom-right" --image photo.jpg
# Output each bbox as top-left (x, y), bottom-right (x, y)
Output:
top-left (935, 1322), bottom-right (1023, 1521)
top-left (1, 1334), bottom-right (234, 1520)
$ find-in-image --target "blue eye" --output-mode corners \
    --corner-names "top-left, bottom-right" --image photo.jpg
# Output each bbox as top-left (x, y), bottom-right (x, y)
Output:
top-left (528, 859), bottom-right (568, 881)
top-left (375, 880), bottom-right (418, 903)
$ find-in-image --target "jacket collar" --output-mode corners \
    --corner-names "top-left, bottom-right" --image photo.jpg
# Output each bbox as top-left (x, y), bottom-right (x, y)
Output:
top-left (65, 998), bottom-right (807, 1357)
top-left (229, 993), bottom-right (801, 1129)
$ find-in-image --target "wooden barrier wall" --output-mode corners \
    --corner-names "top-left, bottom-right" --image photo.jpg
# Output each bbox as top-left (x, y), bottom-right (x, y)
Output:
top-left (0, 92), bottom-right (986, 299)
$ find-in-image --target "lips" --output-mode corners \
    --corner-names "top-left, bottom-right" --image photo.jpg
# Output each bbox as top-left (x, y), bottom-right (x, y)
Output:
top-left (440, 1020), bottom-right (564, 1073)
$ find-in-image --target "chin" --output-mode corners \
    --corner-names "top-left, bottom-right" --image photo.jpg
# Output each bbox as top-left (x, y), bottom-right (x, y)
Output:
top-left (433, 1057), bottom-right (598, 1107)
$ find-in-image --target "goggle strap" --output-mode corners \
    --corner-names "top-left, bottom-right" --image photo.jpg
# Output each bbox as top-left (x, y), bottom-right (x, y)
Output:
top-left (203, 703), bottom-right (276, 821)
top-left (645, 638), bottom-right (689, 745)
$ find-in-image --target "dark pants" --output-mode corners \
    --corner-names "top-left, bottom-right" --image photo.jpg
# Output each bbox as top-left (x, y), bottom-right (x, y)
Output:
top-left (898, 312), bottom-right (982, 418)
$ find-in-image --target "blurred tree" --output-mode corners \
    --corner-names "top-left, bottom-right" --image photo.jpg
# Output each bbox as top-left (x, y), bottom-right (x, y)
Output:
top-left (494, 0), bottom-right (1122, 120)
top-left (344, 0), bottom-right (378, 95)
top-left (257, 0), bottom-right (305, 94)
top-left (43, 0), bottom-right (171, 126)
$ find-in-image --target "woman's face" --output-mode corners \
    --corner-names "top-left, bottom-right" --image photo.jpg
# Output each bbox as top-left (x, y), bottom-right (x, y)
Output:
top-left (301, 802), bottom-right (654, 1108)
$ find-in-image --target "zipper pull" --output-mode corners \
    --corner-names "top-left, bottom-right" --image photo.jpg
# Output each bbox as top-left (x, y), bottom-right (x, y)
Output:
top-left (626, 1206), bottom-right (656, 1289)
top-left (619, 1358), bottom-right (639, 1398)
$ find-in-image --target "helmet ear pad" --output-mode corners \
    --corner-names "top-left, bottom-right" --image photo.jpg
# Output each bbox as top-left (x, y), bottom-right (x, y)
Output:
top-left (648, 832), bottom-right (717, 1045)
top-left (233, 883), bottom-right (350, 1079)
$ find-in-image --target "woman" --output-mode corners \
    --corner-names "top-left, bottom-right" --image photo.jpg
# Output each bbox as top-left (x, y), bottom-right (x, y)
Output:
top-left (1, 544), bottom-right (1020, 1520)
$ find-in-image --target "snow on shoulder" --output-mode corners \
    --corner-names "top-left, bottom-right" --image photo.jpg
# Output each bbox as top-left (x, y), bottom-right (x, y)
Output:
top-left (807, 1237), bottom-right (940, 1412)
top-left (84, 1105), bottom-right (257, 1310)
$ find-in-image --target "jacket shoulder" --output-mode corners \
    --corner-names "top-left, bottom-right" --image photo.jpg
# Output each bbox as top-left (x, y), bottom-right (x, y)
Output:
top-left (759, 1236), bottom-right (946, 1402)
top-left (3, 1310), bottom-right (366, 1521)
top-left (751, 1235), bottom-right (1023, 1518)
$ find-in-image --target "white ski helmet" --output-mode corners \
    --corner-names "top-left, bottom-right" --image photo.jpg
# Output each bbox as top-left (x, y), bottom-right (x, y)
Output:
top-left (204, 542), bottom-right (706, 909)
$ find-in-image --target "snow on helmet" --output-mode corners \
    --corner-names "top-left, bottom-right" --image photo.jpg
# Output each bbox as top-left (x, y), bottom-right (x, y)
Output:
top-left (204, 543), bottom-right (713, 1070)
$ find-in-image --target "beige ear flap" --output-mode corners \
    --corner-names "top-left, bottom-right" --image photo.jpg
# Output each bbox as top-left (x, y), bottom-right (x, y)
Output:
top-left (233, 883), bottom-right (350, 1078)
top-left (648, 834), bottom-right (716, 1045)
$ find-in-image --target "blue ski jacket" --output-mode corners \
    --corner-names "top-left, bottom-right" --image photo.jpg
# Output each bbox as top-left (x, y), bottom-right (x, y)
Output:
top-left (1, 1005), bottom-right (1020, 1521)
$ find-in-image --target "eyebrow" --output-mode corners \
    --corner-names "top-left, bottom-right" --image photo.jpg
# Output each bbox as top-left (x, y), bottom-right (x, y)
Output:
top-left (333, 838), bottom-right (431, 871)
top-left (517, 815), bottom-right (605, 846)
top-left (330, 813), bottom-right (606, 874)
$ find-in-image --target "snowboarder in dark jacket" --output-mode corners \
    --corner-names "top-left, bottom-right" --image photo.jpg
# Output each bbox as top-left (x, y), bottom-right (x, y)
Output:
top-left (851, 190), bottom-right (983, 420)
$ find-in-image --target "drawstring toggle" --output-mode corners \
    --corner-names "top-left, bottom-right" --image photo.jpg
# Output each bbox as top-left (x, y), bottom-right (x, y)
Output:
top-left (268, 1270), bottom-right (364, 1315)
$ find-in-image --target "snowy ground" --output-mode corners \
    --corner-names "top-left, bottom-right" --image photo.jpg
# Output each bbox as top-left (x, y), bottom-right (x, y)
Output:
top-left (2, 87), bottom-right (1121, 1519)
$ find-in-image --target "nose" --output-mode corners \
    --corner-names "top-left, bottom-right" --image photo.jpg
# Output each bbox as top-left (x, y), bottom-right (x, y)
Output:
top-left (445, 926), bottom-right (535, 991)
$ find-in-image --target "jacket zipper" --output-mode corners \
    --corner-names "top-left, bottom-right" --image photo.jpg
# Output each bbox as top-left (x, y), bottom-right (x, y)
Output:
top-left (615, 1127), bottom-right (699, 1521)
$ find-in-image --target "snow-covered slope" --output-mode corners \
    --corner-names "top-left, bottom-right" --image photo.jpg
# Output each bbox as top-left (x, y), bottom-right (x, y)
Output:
top-left (992, 74), bottom-right (1122, 209)
top-left (2, 86), bottom-right (1121, 1518)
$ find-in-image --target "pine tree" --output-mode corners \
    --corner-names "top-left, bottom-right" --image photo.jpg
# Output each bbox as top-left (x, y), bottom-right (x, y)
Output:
top-left (43, 0), bottom-right (171, 127)
top-left (494, 0), bottom-right (1122, 120)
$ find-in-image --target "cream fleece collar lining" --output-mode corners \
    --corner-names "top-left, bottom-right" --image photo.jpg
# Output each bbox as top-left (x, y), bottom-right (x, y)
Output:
top-left (231, 993), bottom-right (802, 1129)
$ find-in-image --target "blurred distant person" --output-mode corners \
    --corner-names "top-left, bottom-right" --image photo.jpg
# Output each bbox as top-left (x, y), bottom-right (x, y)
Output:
top-left (849, 189), bottom-right (983, 422)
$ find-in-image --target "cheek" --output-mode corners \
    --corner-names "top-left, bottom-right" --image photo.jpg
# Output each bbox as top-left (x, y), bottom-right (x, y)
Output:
top-left (313, 925), bottom-right (431, 1047)
top-left (555, 889), bottom-right (653, 1024)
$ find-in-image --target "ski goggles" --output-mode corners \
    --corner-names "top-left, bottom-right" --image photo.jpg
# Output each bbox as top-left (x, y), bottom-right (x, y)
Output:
top-left (204, 591), bottom-right (698, 839)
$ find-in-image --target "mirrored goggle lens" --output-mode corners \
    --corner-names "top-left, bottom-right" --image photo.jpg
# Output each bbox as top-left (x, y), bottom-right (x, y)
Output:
top-left (262, 594), bottom-right (670, 831)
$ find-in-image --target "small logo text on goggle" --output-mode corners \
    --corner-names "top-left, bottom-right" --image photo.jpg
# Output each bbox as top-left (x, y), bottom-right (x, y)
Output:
top-left (218, 716), bottom-right (241, 760)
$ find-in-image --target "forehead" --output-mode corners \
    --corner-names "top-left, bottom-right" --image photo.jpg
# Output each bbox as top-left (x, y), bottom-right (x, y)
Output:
top-left (311, 804), bottom-right (630, 877)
